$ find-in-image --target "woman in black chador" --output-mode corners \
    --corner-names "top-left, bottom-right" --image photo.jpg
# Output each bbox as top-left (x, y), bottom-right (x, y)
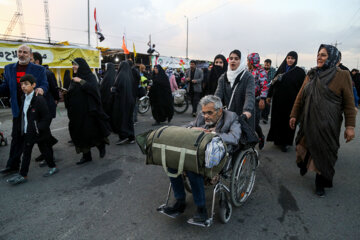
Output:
top-left (203, 54), bottom-right (228, 95)
top-left (100, 63), bottom-right (116, 117)
top-left (111, 61), bottom-right (136, 145)
top-left (148, 65), bottom-right (174, 125)
top-left (67, 58), bottom-right (110, 164)
top-left (266, 51), bottom-right (305, 152)
top-left (63, 69), bottom-right (71, 89)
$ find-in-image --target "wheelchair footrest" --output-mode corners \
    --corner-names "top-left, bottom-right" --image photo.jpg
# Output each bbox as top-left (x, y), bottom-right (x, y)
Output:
top-left (187, 218), bottom-right (212, 227)
top-left (157, 204), bottom-right (181, 219)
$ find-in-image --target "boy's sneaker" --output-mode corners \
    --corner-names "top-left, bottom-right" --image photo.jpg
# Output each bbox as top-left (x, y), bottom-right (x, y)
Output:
top-left (128, 139), bottom-right (135, 144)
top-left (6, 173), bottom-right (27, 185)
top-left (43, 167), bottom-right (59, 177)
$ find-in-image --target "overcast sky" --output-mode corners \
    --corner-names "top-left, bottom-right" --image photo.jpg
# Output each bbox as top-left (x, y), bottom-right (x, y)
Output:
top-left (1, 0), bottom-right (359, 69)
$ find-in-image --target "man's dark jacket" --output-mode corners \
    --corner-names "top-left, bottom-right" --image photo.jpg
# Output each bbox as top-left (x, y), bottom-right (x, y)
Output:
top-left (0, 62), bottom-right (48, 118)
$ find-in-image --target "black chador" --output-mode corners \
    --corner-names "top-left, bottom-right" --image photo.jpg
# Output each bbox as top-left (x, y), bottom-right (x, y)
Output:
top-left (111, 61), bottom-right (135, 141)
top-left (67, 58), bottom-right (110, 161)
top-left (100, 63), bottom-right (116, 117)
top-left (267, 51), bottom-right (305, 147)
top-left (203, 54), bottom-right (228, 95)
top-left (149, 65), bottom-right (174, 124)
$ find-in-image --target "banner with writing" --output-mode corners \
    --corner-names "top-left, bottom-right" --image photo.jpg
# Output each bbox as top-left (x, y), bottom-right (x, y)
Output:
top-left (0, 41), bottom-right (100, 68)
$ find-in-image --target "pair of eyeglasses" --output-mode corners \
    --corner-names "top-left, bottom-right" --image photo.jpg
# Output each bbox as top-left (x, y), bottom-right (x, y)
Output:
top-left (201, 111), bottom-right (215, 116)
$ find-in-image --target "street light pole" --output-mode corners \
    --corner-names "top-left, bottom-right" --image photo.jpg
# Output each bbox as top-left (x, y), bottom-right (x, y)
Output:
top-left (87, 0), bottom-right (90, 46)
top-left (185, 16), bottom-right (188, 59)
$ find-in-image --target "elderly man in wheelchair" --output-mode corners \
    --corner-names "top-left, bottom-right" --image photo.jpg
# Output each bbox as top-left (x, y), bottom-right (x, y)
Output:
top-left (159, 95), bottom-right (246, 225)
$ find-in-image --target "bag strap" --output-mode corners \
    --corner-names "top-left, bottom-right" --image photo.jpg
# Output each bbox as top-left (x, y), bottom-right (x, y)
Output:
top-left (161, 146), bottom-right (186, 178)
top-left (152, 143), bottom-right (197, 177)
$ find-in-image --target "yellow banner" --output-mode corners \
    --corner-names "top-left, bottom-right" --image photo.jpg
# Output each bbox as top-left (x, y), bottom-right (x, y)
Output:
top-left (0, 41), bottom-right (100, 68)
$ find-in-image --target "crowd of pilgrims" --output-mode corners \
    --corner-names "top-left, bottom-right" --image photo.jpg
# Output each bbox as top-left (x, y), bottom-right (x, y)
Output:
top-left (1, 44), bottom-right (359, 197)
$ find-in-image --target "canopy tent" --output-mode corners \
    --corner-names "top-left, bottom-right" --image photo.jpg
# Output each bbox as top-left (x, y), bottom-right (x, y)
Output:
top-left (0, 40), bottom-right (101, 86)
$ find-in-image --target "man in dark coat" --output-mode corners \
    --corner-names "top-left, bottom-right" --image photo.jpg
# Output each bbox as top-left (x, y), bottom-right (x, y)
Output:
top-left (111, 61), bottom-right (136, 145)
top-left (0, 44), bottom-right (48, 175)
top-left (185, 60), bottom-right (203, 117)
top-left (66, 58), bottom-right (110, 164)
top-left (32, 52), bottom-right (60, 163)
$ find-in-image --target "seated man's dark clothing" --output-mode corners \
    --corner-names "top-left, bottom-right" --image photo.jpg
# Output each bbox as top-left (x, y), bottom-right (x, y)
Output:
top-left (166, 109), bottom-right (241, 219)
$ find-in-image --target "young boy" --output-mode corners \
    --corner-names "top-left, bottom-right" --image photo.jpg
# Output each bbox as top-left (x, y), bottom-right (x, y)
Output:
top-left (6, 74), bottom-right (59, 185)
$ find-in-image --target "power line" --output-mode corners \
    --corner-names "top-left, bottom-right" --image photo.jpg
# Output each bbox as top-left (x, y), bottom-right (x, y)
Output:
top-left (338, 6), bottom-right (360, 43)
top-left (0, 18), bottom-right (87, 33)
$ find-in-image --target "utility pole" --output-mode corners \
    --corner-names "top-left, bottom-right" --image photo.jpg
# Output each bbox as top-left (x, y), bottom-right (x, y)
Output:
top-left (186, 16), bottom-right (189, 59)
top-left (87, 0), bottom-right (90, 46)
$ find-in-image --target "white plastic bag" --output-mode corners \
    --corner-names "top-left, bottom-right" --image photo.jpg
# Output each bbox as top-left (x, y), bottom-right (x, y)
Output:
top-left (205, 136), bottom-right (226, 168)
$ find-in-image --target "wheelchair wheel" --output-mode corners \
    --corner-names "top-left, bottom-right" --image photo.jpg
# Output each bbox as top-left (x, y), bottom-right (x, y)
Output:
top-left (230, 150), bottom-right (257, 207)
top-left (218, 192), bottom-right (232, 224)
top-left (182, 173), bottom-right (192, 193)
top-left (218, 201), bottom-right (232, 224)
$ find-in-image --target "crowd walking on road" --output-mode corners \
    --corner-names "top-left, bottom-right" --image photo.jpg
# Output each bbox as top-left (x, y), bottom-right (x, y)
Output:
top-left (0, 43), bottom-right (358, 201)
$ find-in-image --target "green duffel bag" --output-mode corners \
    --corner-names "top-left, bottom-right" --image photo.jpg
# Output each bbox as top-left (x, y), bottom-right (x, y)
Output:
top-left (144, 126), bottom-right (228, 179)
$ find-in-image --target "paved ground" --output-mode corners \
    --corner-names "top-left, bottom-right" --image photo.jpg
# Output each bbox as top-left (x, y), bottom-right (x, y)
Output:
top-left (0, 103), bottom-right (359, 240)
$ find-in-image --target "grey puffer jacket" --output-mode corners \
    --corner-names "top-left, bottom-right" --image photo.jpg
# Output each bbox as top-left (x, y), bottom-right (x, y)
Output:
top-left (215, 71), bottom-right (255, 130)
top-left (185, 110), bottom-right (241, 148)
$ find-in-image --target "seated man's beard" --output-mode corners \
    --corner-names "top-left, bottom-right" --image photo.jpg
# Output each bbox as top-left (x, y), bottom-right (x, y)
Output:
top-left (205, 120), bottom-right (215, 126)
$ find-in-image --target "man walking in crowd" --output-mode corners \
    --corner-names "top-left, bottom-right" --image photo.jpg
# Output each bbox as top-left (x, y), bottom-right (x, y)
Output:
top-left (247, 53), bottom-right (268, 150)
top-left (6, 74), bottom-right (58, 185)
top-left (262, 59), bottom-right (276, 124)
top-left (185, 60), bottom-right (203, 117)
top-left (0, 44), bottom-right (48, 175)
top-left (32, 52), bottom-right (60, 166)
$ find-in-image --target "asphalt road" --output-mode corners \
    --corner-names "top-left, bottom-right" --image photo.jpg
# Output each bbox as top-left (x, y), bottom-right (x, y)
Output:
top-left (0, 103), bottom-right (359, 240)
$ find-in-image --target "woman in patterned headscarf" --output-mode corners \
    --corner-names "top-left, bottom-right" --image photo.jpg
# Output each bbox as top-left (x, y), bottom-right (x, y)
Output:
top-left (266, 51), bottom-right (305, 152)
top-left (290, 44), bottom-right (356, 197)
top-left (247, 52), bottom-right (268, 150)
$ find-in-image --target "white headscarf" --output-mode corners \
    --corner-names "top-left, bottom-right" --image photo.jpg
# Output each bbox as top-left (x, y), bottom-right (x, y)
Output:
top-left (226, 56), bottom-right (247, 88)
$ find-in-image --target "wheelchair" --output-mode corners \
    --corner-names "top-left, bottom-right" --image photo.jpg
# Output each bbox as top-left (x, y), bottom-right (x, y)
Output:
top-left (157, 144), bottom-right (258, 227)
